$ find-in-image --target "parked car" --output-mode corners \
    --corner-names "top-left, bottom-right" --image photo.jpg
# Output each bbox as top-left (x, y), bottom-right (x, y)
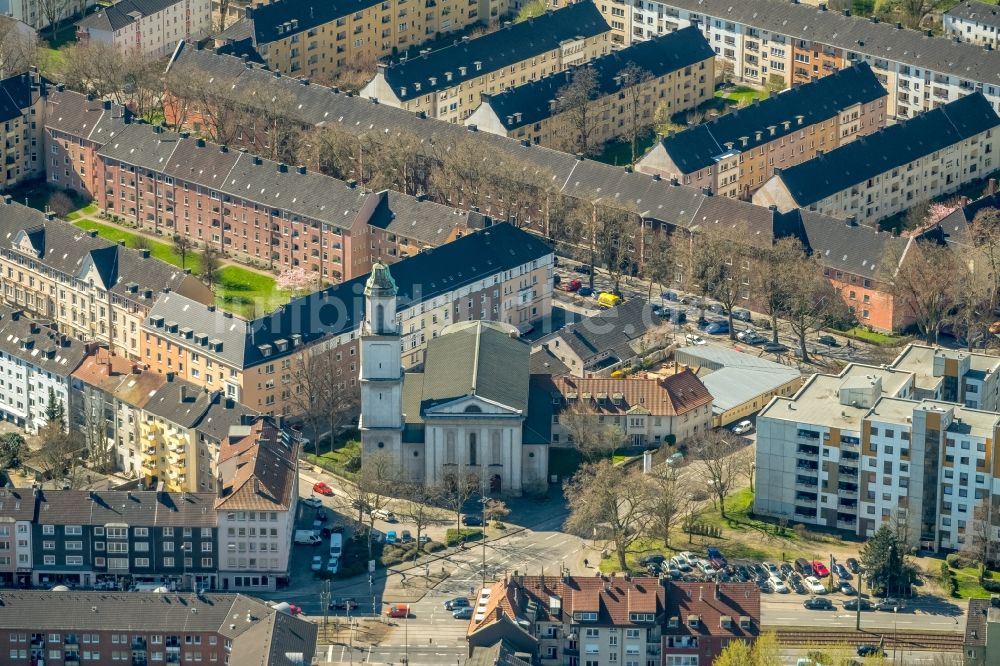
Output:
top-left (698, 561), bottom-right (718, 577)
top-left (445, 597), bottom-right (471, 611)
top-left (846, 558), bottom-right (861, 574)
top-left (310, 555), bottom-right (323, 572)
top-left (552, 274), bottom-right (561, 285)
top-left (329, 598), bottom-right (359, 611)
top-left (385, 530), bottom-right (398, 544)
top-left (401, 530), bottom-right (413, 543)
top-left (315, 509), bottom-right (328, 522)
top-left (661, 290), bottom-right (680, 302)
top-left (312, 482), bottom-right (334, 496)
top-left (834, 563), bottom-right (851, 579)
top-left (657, 307), bottom-right (687, 323)
top-left (707, 303), bottom-right (727, 315)
top-left (804, 576), bottom-right (826, 594)
top-left (685, 333), bottom-right (707, 346)
top-left (839, 581), bottom-right (857, 596)
top-left (462, 514), bottom-right (484, 526)
top-left (301, 497), bottom-right (323, 509)
top-left (856, 645), bottom-right (884, 657)
top-left (874, 598), bottom-right (904, 612)
top-left (817, 334), bottom-right (839, 347)
top-left (803, 597), bottom-right (833, 610)
top-left (573, 265), bottom-right (592, 275)
top-left (577, 286), bottom-right (594, 297)
top-left (705, 321), bottom-right (730, 335)
top-left (418, 534), bottom-right (431, 544)
top-left (770, 577), bottom-right (789, 593)
top-left (791, 578), bottom-right (807, 594)
top-left (326, 558), bottom-right (339, 574)
top-left (731, 307), bottom-right (752, 321)
top-left (386, 604), bottom-right (410, 618)
top-left (372, 509), bottom-right (397, 522)
top-left (762, 341), bottom-right (788, 353)
top-left (452, 607), bottom-right (474, 620)
top-left (670, 557), bottom-right (692, 572)
top-left (640, 555), bottom-right (666, 567)
top-left (757, 580), bottom-right (772, 593)
top-left (707, 547), bottom-right (726, 567)
top-left (740, 331), bottom-right (767, 345)
top-left (763, 562), bottom-right (780, 576)
top-left (811, 561), bottom-right (830, 577)
top-left (597, 292), bottom-right (622, 309)
top-left (732, 420), bottom-right (754, 435)
top-left (563, 278), bottom-right (583, 293)
top-left (795, 558), bottom-right (814, 576)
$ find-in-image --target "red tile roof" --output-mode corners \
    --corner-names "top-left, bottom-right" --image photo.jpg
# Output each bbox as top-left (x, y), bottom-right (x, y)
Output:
top-left (216, 418), bottom-right (298, 511)
top-left (553, 368), bottom-right (712, 417)
top-left (663, 582), bottom-right (760, 638)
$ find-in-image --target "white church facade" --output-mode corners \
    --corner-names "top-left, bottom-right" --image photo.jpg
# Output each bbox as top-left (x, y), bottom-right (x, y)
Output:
top-left (359, 263), bottom-right (549, 496)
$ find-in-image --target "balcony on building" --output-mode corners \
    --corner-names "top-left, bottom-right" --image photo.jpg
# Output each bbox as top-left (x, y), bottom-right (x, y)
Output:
top-left (797, 443), bottom-right (820, 456)
top-left (795, 475), bottom-right (819, 490)
top-left (795, 491), bottom-right (818, 505)
top-left (666, 636), bottom-right (698, 649)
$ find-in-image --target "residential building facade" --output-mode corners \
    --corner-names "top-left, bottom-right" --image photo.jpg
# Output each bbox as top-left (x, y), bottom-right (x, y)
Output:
top-left (140, 222), bottom-right (553, 415)
top-left (0, 0), bottom-right (96, 29)
top-left (755, 345), bottom-right (1000, 552)
top-left (0, 306), bottom-right (86, 433)
top-left (662, 581), bottom-right (761, 664)
top-left (753, 93), bottom-right (1000, 224)
top-left (360, 3), bottom-right (612, 122)
top-left (0, 198), bottom-right (213, 360)
top-left (0, 590), bottom-right (316, 666)
top-left (636, 63), bottom-right (887, 198)
top-left (215, 417), bottom-right (298, 591)
top-left (597, 0), bottom-right (1000, 120)
top-left (0, 70), bottom-right (44, 189)
top-left (548, 370), bottom-right (714, 447)
top-left (464, 26), bottom-right (715, 150)
top-left (944, 1), bottom-right (1000, 48)
top-left (75, 0), bottom-right (213, 59)
top-left (216, 0), bottom-right (512, 77)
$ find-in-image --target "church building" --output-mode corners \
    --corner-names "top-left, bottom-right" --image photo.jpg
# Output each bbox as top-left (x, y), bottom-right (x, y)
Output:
top-left (359, 263), bottom-right (549, 496)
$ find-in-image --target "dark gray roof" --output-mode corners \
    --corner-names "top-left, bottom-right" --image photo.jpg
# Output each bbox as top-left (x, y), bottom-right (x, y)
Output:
top-left (146, 223), bottom-right (553, 369)
top-left (228, 604), bottom-right (318, 666)
top-left (380, 4), bottom-right (609, 100)
top-left (413, 321), bottom-right (530, 415)
top-left (0, 199), bottom-right (199, 307)
top-left (0, 306), bottom-right (87, 376)
top-left (43, 88), bottom-right (127, 143)
top-left (0, 591), bottom-right (313, 645)
top-left (481, 27), bottom-right (714, 131)
top-left (77, 0), bottom-right (182, 32)
top-left (528, 347), bottom-right (570, 375)
top-left (245, 0), bottom-right (383, 44)
top-left (663, 0), bottom-right (1000, 87)
top-left (0, 71), bottom-right (40, 123)
top-left (796, 210), bottom-right (909, 280)
top-left (947, 1), bottom-right (1000, 29)
top-left (369, 190), bottom-right (488, 247)
top-left (658, 63), bottom-right (886, 174)
top-left (142, 374), bottom-right (215, 427)
top-left (196, 395), bottom-right (258, 443)
top-left (774, 93), bottom-right (1000, 206)
top-left (1, 489), bottom-right (218, 527)
top-left (523, 374), bottom-right (556, 446)
top-left (553, 298), bottom-right (659, 364)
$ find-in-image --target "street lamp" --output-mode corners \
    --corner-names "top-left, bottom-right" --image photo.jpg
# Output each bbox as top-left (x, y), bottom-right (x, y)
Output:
top-left (319, 579), bottom-right (331, 630)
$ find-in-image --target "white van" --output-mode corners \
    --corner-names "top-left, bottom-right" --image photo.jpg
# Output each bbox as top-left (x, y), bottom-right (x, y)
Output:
top-left (329, 533), bottom-right (343, 559)
top-left (371, 509), bottom-right (397, 522)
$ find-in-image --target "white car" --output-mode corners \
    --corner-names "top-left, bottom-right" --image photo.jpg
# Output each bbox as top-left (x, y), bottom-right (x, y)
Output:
top-left (327, 558), bottom-right (340, 574)
top-left (770, 576), bottom-right (789, 593)
top-left (685, 334), bottom-right (707, 346)
top-left (763, 561), bottom-right (780, 576)
top-left (699, 561), bottom-right (718, 577)
top-left (310, 555), bottom-right (323, 572)
top-left (732, 420), bottom-right (754, 435)
top-left (670, 557), bottom-right (691, 572)
top-left (805, 576), bottom-right (826, 594)
top-left (301, 497), bottom-right (323, 509)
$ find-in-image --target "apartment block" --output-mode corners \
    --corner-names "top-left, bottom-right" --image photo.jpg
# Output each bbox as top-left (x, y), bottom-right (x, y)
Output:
top-left (0, 0), bottom-right (96, 29)
top-left (75, 0), bottom-right (213, 59)
top-left (0, 590), bottom-right (316, 666)
top-left (662, 582), bottom-right (761, 664)
top-left (464, 26), bottom-right (714, 150)
top-left (360, 3), bottom-right (612, 122)
top-left (753, 93), bottom-right (1000, 223)
top-left (215, 417), bottom-right (298, 592)
top-left (466, 573), bottom-right (666, 665)
top-left (216, 0), bottom-right (510, 79)
top-left (636, 63), bottom-right (887, 198)
top-left (0, 70), bottom-right (45, 189)
top-left (547, 370), bottom-right (714, 447)
top-left (140, 222), bottom-right (552, 415)
top-left (944, 1), bottom-right (1000, 49)
top-left (602, 0), bottom-right (1000, 120)
top-left (0, 306), bottom-right (86, 433)
top-left (755, 345), bottom-right (1000, 552)
top-left (0, 199), bottom-right (212, 360)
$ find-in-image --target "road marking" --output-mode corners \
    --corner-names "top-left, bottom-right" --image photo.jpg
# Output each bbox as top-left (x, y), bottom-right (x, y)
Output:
top-left (544, 533), bottom-right (560, 541)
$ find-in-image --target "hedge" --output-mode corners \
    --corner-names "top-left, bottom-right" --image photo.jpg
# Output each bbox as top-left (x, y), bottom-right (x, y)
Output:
top-left (445, 528), bottom-right (483, 546)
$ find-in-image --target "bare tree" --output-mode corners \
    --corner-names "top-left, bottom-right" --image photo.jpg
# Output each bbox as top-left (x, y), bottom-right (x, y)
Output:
top-left (967, 206), bottom-right (1000, 311)
top-left (398, 483), bottom-right (445, 560)
top-left (173, 235), bottom-right (194, 270)
top-left (77, 389), bottom-right (114, 474)
top-left (618, 63), bottom-right (653, 164)
top-left (200, 246), bottom-right (222, 290)
top-left (287, 349), bottom-right (334, 451)
top-left (737, 446), bottom-right (756, 493)
top-left (344, 452), bottom-right (398, 560)
top-left (780, 249), bottom-right (853, 362)
top-left (559, 398), bottom-right (626, 463)
top-left (897, 0), bottom-right (936, 29)
top-left (553, 67), bottom-right (601, 156)
top-left (881, 239), bottom-right (963, 343)
top-left (564, 460), bottom-right (650, 571)
top-left (750, 237), bottom-right (804, 343)
top-left (0, 19), bottom-right (37, 78)
top-left (644, 464), bottom-right (694, 549)
top-left (643, 230), bottom-right (673, 301)
top-left (34, 421), bottom-right (87, 489)
top-left (687, 431), bottom-right (745, 519)
top-left (37, 0), bottom-right (71, 40)
top-left (595, 205), bottom-right (638, 294)
top-left (438, 468), bottom-right (481, 538)
top-left (962, 499), bottom-right (996, 579)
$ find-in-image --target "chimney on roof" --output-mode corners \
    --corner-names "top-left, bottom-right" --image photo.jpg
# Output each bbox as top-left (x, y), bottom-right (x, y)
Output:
top-left (346, 179), bottom-right (357, 189)
top-left (180, 385), bottom-right (187, 403)
top-left (987, 178), bottom-right (997, 196)
top-left (219, 145), bottom-right (228, 153)
top-left (277, 163), bottom-right (288, 173)
top-left (196, 138), bottom-right (205, 147)
top-left (715, 581), bottom-right (721, 600)
top-left (166, 372), bottom-right (175, 382)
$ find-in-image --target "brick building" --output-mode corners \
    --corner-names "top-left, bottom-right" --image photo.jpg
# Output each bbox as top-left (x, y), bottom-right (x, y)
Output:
top-left (662, 581), bottom-right (761, 665)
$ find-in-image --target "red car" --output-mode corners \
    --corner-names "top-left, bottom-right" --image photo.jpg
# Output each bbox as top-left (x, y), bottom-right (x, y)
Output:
top-left (562, 278), bottom-right (582, 293)
top-left (386, 603), bottom-right (410, 618)
top-left (811, 560), bottom-right (830, 577)
top-left (312, 481), bottom-right (334, 496)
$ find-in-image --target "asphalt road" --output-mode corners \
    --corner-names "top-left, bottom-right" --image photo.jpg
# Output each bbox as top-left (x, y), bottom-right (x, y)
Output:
top-left (762, 594), bottom-right (966, 632)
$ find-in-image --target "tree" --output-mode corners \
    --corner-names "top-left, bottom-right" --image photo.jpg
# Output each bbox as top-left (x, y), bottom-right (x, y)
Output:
top-left (0, 432), bottom-right (25, 469)
top-left (173, 235), bottom-right (193, 270)
top-left (46, 191), bottom-right (75, 218)
top-left (0, 20), bottom-right (37, 78)
top-left (780, 248), bottom-right (853, 362)
top-left (276, 267), bottom-right (315, 294)
top-left (595, 205), bottom-right (638, 294)
top-left (751, 237), bottom-right (804, 343)
top-left (896, 0), bottom-right (936, 29)
top-left (643, 230), bottom-right (674, 302)
top-left (687, 431), bottom-right (745, 519)
top-left (77, 389), bottom-right (114, 474)
top-left (882, 239), bottom-right (964, 343)
top-left (962, 499), bottom-right (996, 579)
top-left (652, 103), bottom-right (684, 138)
top-left (714, 632), bottom-right (780, 666)
top-left (553, 67), bottom-right (601, 156)
top-left (36, 0), bottom-right (71, 40)
top-left (564, 460), bottom-right (650, 571)
top-left (860, 524), bottom-right (913, 597)
top-left (45, 387), bottom-right (64, 427)
top-left (35, 420), bottom-right (87, 489)
top-left (559, 399), bottom-right (626, 463)
top-left (738, 446), bottom-right (757, 493)
top-left (674, 225), bottom-right (752, 335)
top-left (398, 483), bottom-right (444, 561)
top-left (967, 206), bottom-right (1000, 312)
top-left (484, 498), bottom-right (510, 525)
top-left (515, 0), bottom-right (546, 22)
top-left (618, 63), bottom-right (653, 164)
top-left (644, 464), bottom-right (693, 549)
top-left (200, 247), bottom-right (222, 291)
top-left (438, 468), bottom-right (481, 538)
top-left (345, 452), bottom-right (398, 560)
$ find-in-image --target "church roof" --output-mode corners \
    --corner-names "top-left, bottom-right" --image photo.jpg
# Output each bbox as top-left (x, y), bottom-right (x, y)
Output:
top-left (365, 261), bottom-right (397, 295)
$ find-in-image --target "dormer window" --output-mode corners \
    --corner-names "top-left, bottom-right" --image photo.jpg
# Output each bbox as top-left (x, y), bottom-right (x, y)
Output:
top-left (720, 615), bottom-right (733, 629)
top-left (629, 613), bottom-right (654, 623)
top-left (573, 611), bottom-right (598, 622)
top-left (739, 616), bottom-right (751, 629)
top-left (668, 616), bottom-right (679, 628)
top-left (687, 615), bottom-right (700, 629)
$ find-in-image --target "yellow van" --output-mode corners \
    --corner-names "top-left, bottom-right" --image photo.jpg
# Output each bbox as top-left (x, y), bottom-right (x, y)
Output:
top-left (597, 292), bottom-right (621, 309)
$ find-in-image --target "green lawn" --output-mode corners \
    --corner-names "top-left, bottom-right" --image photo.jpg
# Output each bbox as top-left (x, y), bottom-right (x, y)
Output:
top-left (952, 566), bottom-right (1000, 599)
top-left (592, 131), bottom-right (659, 167)
top-left (65, 203), bottom-right (98, 221)
top-left (836, 326), bottom-right (906, 347)
top-left (715, 86), bottom-right (770, 105)
top-left (73, 219), bottom-right (202, 273)
top-left (303, 439), bottom-right (362, 481)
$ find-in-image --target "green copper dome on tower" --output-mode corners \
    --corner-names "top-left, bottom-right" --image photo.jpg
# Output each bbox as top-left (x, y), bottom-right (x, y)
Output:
top-left (364, 261), bottom-right (397, 295)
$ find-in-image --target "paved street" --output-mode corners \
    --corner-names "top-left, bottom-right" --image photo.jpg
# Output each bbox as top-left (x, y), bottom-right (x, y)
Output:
top-left (762, 594), bottom-right (965, 632)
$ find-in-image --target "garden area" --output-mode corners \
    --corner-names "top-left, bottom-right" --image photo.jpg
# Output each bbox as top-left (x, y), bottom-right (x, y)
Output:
top-left (714, 86), bottom-right (770, 105)
top-left (830, 325), bottom-right (908, 347)
top-left (303, 433), bottom-right (363, 481)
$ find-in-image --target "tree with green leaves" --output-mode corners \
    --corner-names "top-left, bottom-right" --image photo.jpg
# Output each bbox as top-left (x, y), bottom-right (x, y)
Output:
top-left (45, 388), bottom-right (64, 427)
top-left (0, 432), bottom-right (25, 469)
top-left (860, 524), bottom-right (914, 597)
top-left (713, 631), bottom-right (780, 666)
